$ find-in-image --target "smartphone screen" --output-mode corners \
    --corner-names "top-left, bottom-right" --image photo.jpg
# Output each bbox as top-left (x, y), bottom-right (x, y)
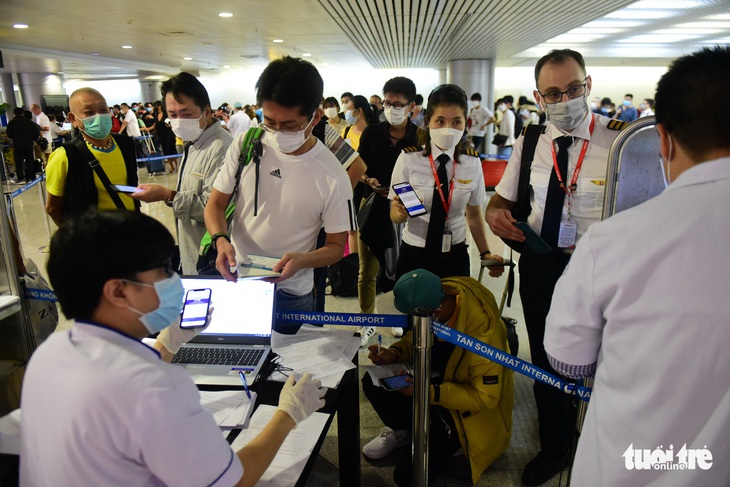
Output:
top-left (392, 182), bottom-right (427, 217)
top-left (114, 185), bottom-right (141, 194)
top-left (180, 288), bottom-right (212, 329)
top-left (380, 374), bottom-right (413, 391)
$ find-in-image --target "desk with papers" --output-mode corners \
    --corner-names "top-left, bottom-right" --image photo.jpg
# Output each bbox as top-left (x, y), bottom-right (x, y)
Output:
top-left (209, 325), bottom-right (362, 487)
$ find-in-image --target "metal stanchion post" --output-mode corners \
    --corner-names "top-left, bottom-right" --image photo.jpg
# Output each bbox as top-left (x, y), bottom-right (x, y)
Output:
top-left (411, 307), bottom-right (434, 487)
top-left (566, 377), bottom-right (593, 487)
top-left (4, 193), bottom-right (18, 237)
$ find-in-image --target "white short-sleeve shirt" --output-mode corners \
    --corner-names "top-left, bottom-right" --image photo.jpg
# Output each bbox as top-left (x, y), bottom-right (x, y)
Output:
top-left (213, 133), bottom-right (356, 295)
top-left (495, 112), bottom-right (622, 242)
top-left (388, 143), bottom-right (487, 248)
top-left (124, 110), bottom-right (142, 137)
top-left (20, 322), bottom-right (243, 487)
top-left (544, 158), bottom-right (730, 486)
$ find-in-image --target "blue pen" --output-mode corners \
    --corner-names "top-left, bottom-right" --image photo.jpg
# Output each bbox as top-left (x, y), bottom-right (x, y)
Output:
top-left (377, 334), bottom-right (382, 355)
top-left (238, 371), bottom-right (252, 399)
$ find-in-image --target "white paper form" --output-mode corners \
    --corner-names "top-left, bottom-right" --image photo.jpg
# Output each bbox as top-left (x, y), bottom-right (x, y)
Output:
top-left (271, 325), bottom-right (360, 388)
top-left (230, 405), bottom-right (329, 486)
top-left (199, 390), bottom-right (257, 429)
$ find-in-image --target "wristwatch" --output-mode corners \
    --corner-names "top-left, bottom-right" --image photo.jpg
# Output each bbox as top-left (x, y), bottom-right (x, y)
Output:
top-left (211, 233), bottom-right (230, 250)
top-left (164, 190), bottom-right (177, 207)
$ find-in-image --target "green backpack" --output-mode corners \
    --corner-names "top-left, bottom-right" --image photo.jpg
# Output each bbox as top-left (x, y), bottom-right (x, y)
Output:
top-left (196, 126), bottom-right (264, 274)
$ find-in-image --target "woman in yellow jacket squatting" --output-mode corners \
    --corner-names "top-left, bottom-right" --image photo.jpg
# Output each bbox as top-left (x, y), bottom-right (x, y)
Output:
top-left (362, 270), bottom-right (514, 486)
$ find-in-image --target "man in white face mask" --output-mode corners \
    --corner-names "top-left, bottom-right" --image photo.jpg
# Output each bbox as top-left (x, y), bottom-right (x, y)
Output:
top-left (129, 72), bottom-right (233, 275)
top-left (205, 57), bottom-right (355, 334)
top-left (485, 48), bottom-right (628, 487)
top-left (544, 45), bottom-right (730, 487)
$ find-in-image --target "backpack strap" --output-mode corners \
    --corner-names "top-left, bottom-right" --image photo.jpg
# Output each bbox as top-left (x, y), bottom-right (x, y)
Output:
top-left (505, 123), bottom-right (546, 307)
top-left (71, 137), bottom-right (127, 211)
top-left (199, 127), bottom-right (264, 256)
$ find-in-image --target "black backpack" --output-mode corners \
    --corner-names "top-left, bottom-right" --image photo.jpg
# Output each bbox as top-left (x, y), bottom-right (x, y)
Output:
top-left (327, 253), bottom-right (359, 297)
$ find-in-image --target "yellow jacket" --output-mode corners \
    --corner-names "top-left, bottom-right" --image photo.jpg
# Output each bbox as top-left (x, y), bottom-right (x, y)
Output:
top-left (390, 276), bottom-right (514, 485)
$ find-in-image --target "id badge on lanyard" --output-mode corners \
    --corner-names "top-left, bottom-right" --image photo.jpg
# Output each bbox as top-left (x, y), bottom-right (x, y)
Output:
top-left (552, 116), bottom-right (595, 249)
top-left (442, 227), bottom-right (452, 252)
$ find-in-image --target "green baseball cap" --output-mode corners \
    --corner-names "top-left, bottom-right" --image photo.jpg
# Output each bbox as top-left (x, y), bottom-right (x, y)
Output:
top-left (393, 269), bottom-right (444, 314)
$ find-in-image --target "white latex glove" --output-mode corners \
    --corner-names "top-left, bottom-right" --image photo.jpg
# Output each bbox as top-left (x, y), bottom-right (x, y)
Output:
top-left (157, 312), bottom-right (211, 354)
top-left (277, 373), bottom-right (326, 425)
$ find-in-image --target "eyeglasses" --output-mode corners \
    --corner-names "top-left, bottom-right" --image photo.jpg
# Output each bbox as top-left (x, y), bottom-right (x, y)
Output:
top-left (260, 115), bottom-right (313, 134)
top-left (383, 101), bottom-right (408, 109)
top-left (538, 77), bottom-right (588, 105)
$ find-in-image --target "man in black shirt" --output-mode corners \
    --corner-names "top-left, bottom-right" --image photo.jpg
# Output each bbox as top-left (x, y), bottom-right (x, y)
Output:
top-left (356, 76), bottom-right (419, 342)
top-left (6, 107), bottom-right (40, 183)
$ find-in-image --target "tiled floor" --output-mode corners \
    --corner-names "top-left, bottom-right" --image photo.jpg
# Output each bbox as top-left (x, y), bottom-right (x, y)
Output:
top-left (10, 169), bottom-right (569, 487)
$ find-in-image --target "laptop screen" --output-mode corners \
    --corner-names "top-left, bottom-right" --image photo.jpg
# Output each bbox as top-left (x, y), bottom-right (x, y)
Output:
top-left (180, 276), bottom-right (275, 341)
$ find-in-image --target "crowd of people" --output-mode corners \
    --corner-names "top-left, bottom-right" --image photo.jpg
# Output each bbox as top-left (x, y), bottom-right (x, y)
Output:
top-left (5, 44), bottom-right (729, 487)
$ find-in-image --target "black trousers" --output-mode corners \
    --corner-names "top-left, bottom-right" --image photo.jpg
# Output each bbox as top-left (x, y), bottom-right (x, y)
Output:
top-left (362, 375), bottom-right (462, 486)
top-left (395, 241), bottom-right (470, 282)
top-left (14, 145), bottom-right (34, 182)
top-left (518, 248), bottom-right (575, 455)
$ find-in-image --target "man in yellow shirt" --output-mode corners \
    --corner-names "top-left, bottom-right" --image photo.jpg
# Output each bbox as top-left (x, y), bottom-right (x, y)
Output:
top-left (46, 88), bottom-right (139, 226)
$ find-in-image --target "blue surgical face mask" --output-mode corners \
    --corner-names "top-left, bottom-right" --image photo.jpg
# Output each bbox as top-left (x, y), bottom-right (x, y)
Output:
top-left (78, 113), bottom-right (113, 140)
top-left (146, 107), bottom-right (153, 113)
top-left (623, 100), bottom-right (631, 107)
top-left (126, 274), bottom-right (184, 334)
top-left (345, 110), bottom-right (358, 125)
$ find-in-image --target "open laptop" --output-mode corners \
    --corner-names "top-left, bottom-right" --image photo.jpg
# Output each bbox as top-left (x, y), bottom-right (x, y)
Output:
top-left (172, 276), bottom-right (276, 386)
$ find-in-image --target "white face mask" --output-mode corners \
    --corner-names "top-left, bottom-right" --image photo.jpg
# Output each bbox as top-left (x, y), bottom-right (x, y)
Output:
top-left (545, 95), bottom-right (589, 132)
top-left (169, 113), bottom-right (205, 142)
top-left (497, 104), bottom-right (507, 112)
top-left (324, 107), bottom-right (338, 119)
top-left (384, 106), bottom-right (407, 125)
top-left (659, 133), bottom-right (673, 188)
top-left (267, 116), bottom-right (315, 154)
top-left (430, 127), bottom-right (463, 150)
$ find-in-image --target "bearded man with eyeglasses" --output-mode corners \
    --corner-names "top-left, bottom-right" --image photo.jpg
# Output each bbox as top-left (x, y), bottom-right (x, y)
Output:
top-left (485, 48), bottom-right (629, 486)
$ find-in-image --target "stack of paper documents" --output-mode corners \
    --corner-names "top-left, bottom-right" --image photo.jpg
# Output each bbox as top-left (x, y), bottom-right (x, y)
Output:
top-left (199, 390), bottom-right (257, 429)
top-left (231, 405), bottom-right (329, 486)
top-left (271, 325), bottom-right (360, 388)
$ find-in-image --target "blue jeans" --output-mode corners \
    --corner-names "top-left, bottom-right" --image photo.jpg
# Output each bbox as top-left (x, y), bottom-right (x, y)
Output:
top-left (275, 289), bottom-right (315, 334)
top-left (497, 145), bottom-right (513, 157)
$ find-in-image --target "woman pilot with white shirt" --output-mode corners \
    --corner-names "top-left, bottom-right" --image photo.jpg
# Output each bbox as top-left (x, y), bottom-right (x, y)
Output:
top-left (389, 84), bottom-right (503, 280)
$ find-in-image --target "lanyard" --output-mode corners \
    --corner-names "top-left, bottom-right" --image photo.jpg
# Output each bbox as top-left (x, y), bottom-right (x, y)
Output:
top-left (550, 115), bottom-right (595, 197)
top-left (428, 154), bottom-right (456, 217)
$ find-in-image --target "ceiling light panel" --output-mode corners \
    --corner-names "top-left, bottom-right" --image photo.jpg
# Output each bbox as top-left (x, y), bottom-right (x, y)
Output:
top-left (627, 0), bottom-right (705, 8)
top-left (619, 34), bottom-right (700, 42)
top-left (655, 28), bottom-right (723, 34)
top-left (584, 20), bottom-right (647, 28)
top-left (676, 21), bottom-right (730, 28)
top-left (546, 34), bottom-right (607, 43)
top-left (606, 9), bottom-right (678, 19)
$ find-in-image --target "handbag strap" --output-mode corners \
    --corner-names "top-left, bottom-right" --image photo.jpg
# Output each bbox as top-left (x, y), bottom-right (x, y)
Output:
top-left (72, 136), bottom-right (127, 211)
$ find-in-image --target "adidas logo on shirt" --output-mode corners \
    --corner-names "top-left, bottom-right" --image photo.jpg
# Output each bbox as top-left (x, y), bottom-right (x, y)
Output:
top-left (270, 168), bottom-right (281, 179)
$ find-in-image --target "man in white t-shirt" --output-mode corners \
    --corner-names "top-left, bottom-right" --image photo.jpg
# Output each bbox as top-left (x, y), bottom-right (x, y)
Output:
top-left (30, 104), bottom-right (53, 159)
top-left (20, 210), bottom-right (326, 487)
top-left (205, 56), bottom-right (356, 334)
top-left (226, 102), bottom-right (251, 138)
top-left (119, 102), bottom-right (142, 137)
top-left (466, 93), bottom-right (493, 152)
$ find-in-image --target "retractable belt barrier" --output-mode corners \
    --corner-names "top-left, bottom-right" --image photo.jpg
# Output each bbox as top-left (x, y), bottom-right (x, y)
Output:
top-left (9, 174), bottom-right (45, 198)
top-left (277, 311), bottom-right (592, 401)
top-left (25, 287), bottom-right (58, 302)
top-left (136, 153), bottom-right (183, 163)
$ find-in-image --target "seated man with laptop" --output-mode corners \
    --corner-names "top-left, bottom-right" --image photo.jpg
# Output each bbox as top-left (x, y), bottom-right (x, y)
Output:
top-left (20, 211), bottom-right (326, 487)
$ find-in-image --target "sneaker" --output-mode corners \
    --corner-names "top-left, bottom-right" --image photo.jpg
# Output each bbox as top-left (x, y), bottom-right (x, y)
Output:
top-left (521, 450), bottom-right (571, 486)
top-left (362, 427), bottom-right (411, 459)
top-left (391, 327), bottom-right (403, 338)
top-left (359, 326), bottom-right (376, 347)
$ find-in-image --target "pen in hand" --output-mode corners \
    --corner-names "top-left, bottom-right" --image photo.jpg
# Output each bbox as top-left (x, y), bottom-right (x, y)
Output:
top-left (377, 334), bottom-right (382, 355)
top-left (239, 370), bottom-right (252, 400)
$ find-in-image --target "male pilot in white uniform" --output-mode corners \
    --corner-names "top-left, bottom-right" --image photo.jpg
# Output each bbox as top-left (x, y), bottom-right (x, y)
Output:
top-left (545, 46), bottom-right (730, 486)
top-left (485, 48), bottom-right (627, 486)
top-left (20, 211), bottom-right (326, 487)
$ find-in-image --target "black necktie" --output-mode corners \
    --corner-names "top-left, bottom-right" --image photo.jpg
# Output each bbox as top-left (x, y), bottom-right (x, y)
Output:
top-left (176, 142), bottom-right (192, 192)
top-left (425, 153), bottom-right (450, 254)
top-left (541, 136), bottom-right (572, 248)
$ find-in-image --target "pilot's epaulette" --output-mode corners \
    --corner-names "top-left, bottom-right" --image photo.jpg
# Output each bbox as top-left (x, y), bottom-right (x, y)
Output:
top-left (463, 148), bottom-right (480, 158)
top-left (521, 124), bottom-right (548, 136)
top-left (402, 146), bottom-right (422, 153)
top-left (607, 119), bottom-right (628, 131)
